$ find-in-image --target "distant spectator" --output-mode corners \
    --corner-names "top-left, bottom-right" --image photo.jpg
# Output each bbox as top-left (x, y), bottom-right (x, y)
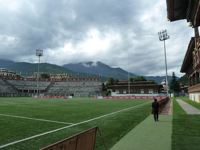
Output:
top-left (152, 98), bottom-right (159, 122)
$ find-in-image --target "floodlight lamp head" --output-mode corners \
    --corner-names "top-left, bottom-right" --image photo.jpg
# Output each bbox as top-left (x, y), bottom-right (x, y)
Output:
top-left (36, 49), bottom-right (43, 57)
top-left (158, 29), bottom-right (169, 41)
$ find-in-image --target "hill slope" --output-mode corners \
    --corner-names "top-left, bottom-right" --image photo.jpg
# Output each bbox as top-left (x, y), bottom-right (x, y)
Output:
top-left (0, 59), bottom-right (173, 83)
top-left (63, 61), bottom-right (136, 80)
top-left (0, 59), bottom-right (73, 76)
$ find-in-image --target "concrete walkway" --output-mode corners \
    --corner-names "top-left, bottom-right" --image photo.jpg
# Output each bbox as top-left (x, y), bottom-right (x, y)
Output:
top-left (111, 115), bottom-right (172, 150)
top-left (176, 99), bottom-right (200, 114)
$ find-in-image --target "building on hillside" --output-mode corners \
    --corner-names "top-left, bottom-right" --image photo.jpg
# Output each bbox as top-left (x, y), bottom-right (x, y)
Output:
top-left (166, 0), bottom-right (200, 102)
top-left (161, 79), bottom-right (167, 92)
top-left (28, 73), bottom-right (101, 82)
top-left (50, 73), bottom-right (71, 81)
top-left (28, 73), bottom-right (72, 81)
top-left (0, 68), bottom-right (22, 80)
top-left (107, 81), bottom-right (163, 96)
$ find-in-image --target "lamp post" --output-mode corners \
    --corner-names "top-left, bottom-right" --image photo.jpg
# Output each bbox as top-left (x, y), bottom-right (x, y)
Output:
top-left (128, 72), bottom-right (130, 94)
top-left (158, 30), bottom-right (170, 96)
top-left (36, 49), bottom-right (43, 97)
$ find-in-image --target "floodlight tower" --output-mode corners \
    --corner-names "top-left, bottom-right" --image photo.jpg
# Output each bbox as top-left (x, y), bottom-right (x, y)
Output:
top-left (158, 30), bottom-right (170, 96)
top-left (128, 72), bottom-right (130, 94)
top-left (36, 49), bottom-right (43, 97)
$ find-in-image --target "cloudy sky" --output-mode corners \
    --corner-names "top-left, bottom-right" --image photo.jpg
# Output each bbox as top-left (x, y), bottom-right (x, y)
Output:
top-left (0, 0), bottom-right (194, 76)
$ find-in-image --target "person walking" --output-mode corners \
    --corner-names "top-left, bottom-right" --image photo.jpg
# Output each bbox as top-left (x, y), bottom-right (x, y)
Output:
top-left (152, 98), bottom-right (159, 122)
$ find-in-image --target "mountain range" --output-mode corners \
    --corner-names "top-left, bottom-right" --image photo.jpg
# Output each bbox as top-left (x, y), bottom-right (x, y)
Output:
top-left (0, 59), bottom-right (72, 76)
top-left (63, 61), bottom-right (136, 79)
top-left (0, 59), bottom-right (169, 83)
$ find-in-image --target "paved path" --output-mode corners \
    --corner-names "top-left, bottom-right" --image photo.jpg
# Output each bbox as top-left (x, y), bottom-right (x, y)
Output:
top-left (176, 99), bottom-right (200, 114)
top-left (111, 115), bottom-right (172, 150)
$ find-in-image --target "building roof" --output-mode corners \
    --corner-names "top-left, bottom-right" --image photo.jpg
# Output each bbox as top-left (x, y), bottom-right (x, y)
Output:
top-left (166, 0), bottom-right (189, 21)
top-left (194, 1), bottom-right (200, 27)
top-left (108, 84), bottom-right (161, 88)
top-left (166, 0), bottom-right (200, 27)
top-left (107, 80), bottom-right (161, 88)
top-left (117, 80), bottom-right (156, 84)
top-left (180, 37), bottom-right (195, 73)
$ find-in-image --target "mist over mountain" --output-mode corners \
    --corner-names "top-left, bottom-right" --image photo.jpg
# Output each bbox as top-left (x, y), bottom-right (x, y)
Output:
top-left (63, 61), bottom-right (136, 80)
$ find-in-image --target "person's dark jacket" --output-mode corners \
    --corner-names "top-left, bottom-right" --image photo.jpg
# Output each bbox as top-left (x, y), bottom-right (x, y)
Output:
top-left (152, 101), bottom-right (159, 113)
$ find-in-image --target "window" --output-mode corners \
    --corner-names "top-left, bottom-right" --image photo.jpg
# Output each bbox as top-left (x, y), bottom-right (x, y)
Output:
top-left (140, 89), bottom-right (144, 94)
top-left (149, 89), bottom-right (153, 94)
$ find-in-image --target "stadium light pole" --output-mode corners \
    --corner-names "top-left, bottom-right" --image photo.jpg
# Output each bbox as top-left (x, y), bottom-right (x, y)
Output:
top-left (158, 30), bottom-right (170, 96)
top-left (128, 72), bottom-right (130, 94)
top-left (36, 49), bottom-right (43, 97)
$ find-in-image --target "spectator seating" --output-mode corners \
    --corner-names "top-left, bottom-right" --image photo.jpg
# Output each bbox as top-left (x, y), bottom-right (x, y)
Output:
top-left (0, 79), bottom-right (18, 95)
top-left (7, 80), bottom-right (51, 91)
top-left (47, 81), bottom-right (102, 96)
top-left (0, 79), bottom-right (102, 97)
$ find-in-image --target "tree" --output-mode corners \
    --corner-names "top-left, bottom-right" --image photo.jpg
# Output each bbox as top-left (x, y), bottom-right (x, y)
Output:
top-left (169, 72), bottom-right (180, 95)
top-left (130, 76), bottom-right (147, 82)
top-left (40, 73), bottom-right (50, 79)
top-left (130, 77), bottom-right (134, 82)
top-left (148, 80), bottom-right (156, 84)
top-left (102, 83), bottom-right (107, 91)
top-left (178, 74), bottom-right (188, 85)
top-left (107, 77), bottom-right (119, 85)
top-left (107, 77), bottom-right (115, 85)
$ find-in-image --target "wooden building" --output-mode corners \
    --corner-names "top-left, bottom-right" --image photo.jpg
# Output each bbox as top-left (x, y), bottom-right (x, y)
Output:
top-left (167, 0), bottom-right (200, 102)
top-left (107, 81), bottom-right (162, 95)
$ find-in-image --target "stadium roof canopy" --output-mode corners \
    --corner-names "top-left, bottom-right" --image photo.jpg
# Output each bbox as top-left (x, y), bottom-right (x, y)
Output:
top-left (166, 0), bottom-right (200, 27)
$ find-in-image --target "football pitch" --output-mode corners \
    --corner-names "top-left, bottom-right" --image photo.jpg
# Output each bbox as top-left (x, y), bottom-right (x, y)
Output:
top-left (0, 97), bottom-right (151, 150)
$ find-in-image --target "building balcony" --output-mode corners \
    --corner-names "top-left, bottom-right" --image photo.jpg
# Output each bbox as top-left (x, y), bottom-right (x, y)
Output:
top-left (188, 83), bottom-right (200, 93)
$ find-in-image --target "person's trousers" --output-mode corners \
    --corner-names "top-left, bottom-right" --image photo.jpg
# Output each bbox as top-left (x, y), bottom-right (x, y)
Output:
top-left (153, 111), bottom-right (159, 121)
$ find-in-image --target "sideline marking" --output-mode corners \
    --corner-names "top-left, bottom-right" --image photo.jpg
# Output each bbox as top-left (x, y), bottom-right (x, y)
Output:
top-left (0, 101), bottom-right (151, 149)
top-left (0, 114), bottom-right (74, 125)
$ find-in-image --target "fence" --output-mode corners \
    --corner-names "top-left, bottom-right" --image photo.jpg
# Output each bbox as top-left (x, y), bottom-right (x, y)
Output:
top-left (40, 127), bottom-right (98, 150)
top-left (103, 96), bottom-right (167, 100)
top-left (158, 97), bottom-right (170, 113)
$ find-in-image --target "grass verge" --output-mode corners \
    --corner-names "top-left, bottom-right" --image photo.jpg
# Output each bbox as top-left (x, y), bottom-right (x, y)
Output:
top-left (172, 97), bottom-right (200, 150)
top-left (180, 96), bottom-right (200, 110)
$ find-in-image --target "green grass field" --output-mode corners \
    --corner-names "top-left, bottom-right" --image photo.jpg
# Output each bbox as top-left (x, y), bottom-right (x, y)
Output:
top-left (0, 97), bottom-right (151, 150)
top-left (172, 97), bottom-right (200, 150)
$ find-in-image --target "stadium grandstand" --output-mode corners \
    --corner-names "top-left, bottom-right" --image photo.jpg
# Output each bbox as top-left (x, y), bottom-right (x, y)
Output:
top-left (47, 80), bottom-right (102, 97)
top-left (0, 68), bottom-right (166, 98)
top-left (0, 79), bottom-right (18, 96)
top-left (0, 68), bottom-right (102, 97)
top-left (0, 79), bottom-right (102, 97)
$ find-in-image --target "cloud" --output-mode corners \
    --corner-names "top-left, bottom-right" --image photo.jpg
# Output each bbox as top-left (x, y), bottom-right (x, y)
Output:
top-left (0, 0), bottom-right (194, 76)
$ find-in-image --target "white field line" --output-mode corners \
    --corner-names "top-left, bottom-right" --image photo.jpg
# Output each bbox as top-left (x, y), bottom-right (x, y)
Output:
top-left (0, 114), bottom-right (74, 125)
top-left (0, 101), bottom-right (151, 149)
